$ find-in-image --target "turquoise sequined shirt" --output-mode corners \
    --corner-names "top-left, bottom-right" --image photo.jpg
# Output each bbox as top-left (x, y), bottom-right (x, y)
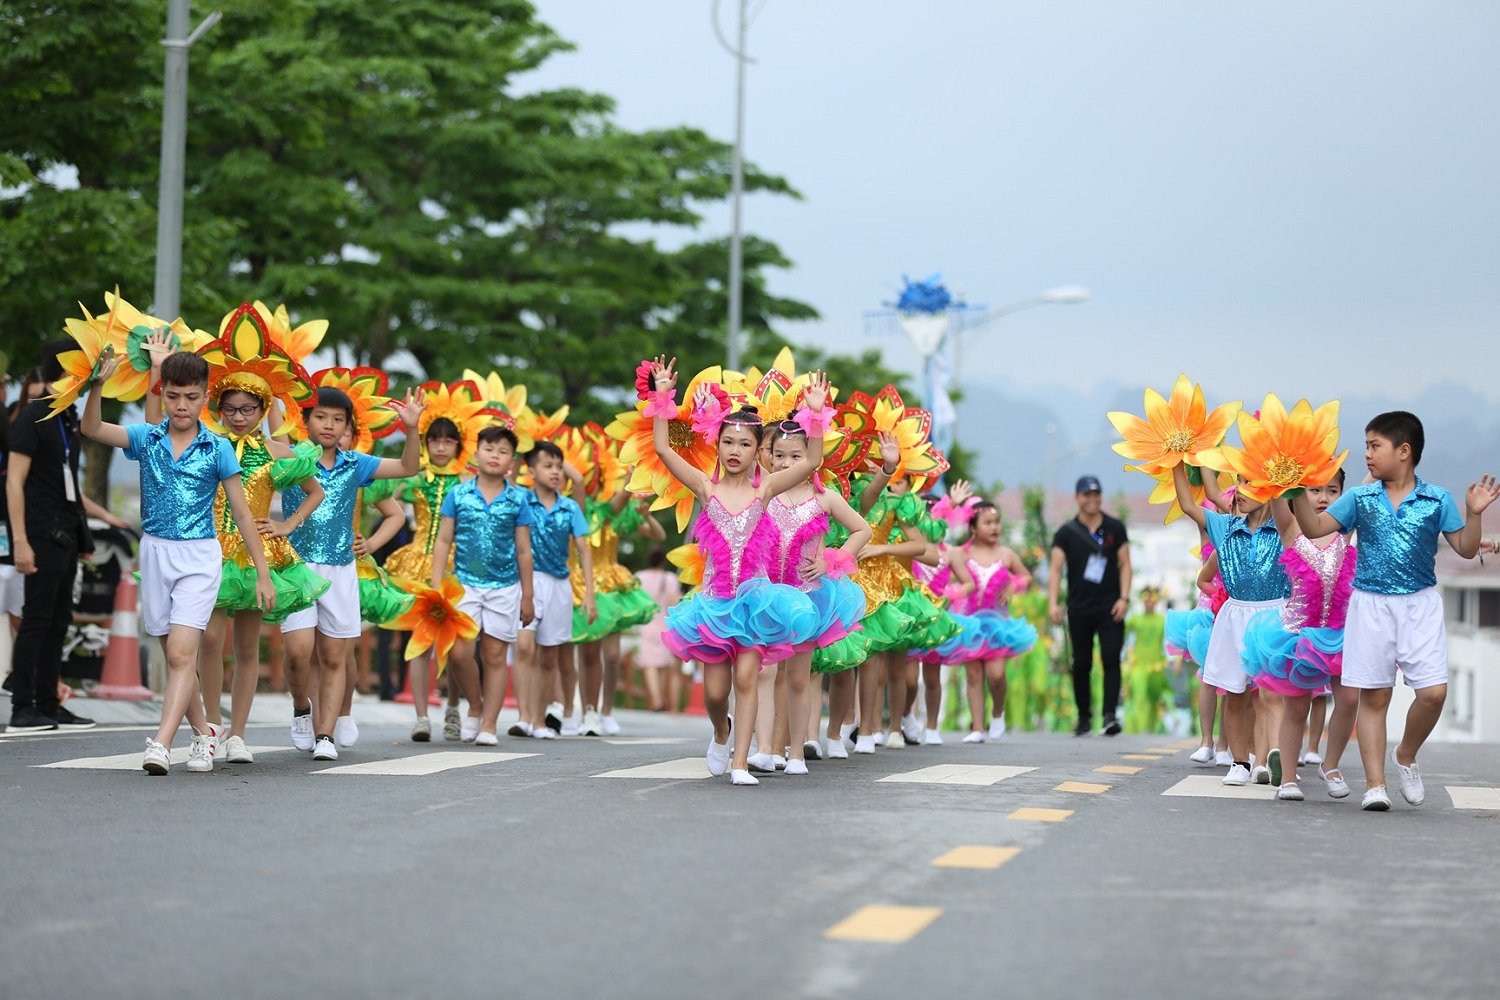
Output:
top-left (522, 489), bottom-right (588, 580)
top-left (441, 480), bottom-right (533, 589)
top-left (1204, 510), bottom-right (1290, 602)
top-left (1325, 479), bottom-right (1465, 594)
top-left (283, 449), bottom-right (382, 566)
top-left (123, 422), bottom-right (241, 540)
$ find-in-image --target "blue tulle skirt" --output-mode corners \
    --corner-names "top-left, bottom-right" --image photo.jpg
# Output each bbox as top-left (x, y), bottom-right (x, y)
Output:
top-left (1240, 609), bottom-right (1344, 696)
top-left (1165, 607), bottom-right (1215, 668)
top-left (663, 578), bottom-right (821, 665)
top-left (798, 575), bottom-right (867, 652)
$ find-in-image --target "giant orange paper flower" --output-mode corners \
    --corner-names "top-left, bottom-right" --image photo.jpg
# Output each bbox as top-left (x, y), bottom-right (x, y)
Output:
top-left (608, 365), bottom-right (749, 531)
top-left (583, 423), bottom-right (629, 498)
top-left (223, 301), bottom-right (328, 367)
top-left (1198, 394), bottom-right (1347, 504)
top-left (1109, 375), bottom-right (1241, 474)
top-left (381, 576), bottom-right (478, 672)
top-left (835, 385), bottom-right (948, 492)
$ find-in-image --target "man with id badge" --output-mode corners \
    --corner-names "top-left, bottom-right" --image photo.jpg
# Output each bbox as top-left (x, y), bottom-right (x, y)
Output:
top-left (5, 340), bottom-right (98, 733)
top-left (1048, 475), bottom-right (1132, 737)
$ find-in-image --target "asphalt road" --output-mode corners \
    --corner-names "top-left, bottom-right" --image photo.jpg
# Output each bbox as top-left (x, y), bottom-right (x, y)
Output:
top-left (3, 710), bottom-right (1498, 1000)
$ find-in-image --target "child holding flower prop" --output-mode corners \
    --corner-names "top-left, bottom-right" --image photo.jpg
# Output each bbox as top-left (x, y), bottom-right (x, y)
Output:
top-left (1108, 374), bottom-right (1241, 477)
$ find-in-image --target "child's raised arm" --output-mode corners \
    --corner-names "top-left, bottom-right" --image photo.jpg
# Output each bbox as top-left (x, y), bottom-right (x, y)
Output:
top-left (763, 372), bottom-right (830, 499)
top-left (860, 432), bottom-right (900, 515)
top-left (375, 389), bottom-right (426, 479)
top-left (80, 350), bottom-right (129, 449)
top-left (1289, 490), bottom-right (1343, 540)
top-left (1171, 463), bottom-right (1208, 530)
top-left (1446, 474), bottom-right (1500, 559)
top-left (646, 357), bottom-right (711, 500)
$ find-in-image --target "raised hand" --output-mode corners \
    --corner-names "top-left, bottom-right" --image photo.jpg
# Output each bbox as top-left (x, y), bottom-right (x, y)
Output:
top-left (1467, 474), bottom-right (1500, 515)
top-left (95, 345), bottom-right (122, 383)
top-left (878, 431), bottom-right (900, 472)
top-left (651, 355), bottom-right (678, 393)
top-left (949, 478), bottom-right (973, 505)
top-left (803, 370), bottom-right (829, 412)
top-left (392, 387), bottom-right (426, 430)
top-left (143, 328), bottom-right (176, 367)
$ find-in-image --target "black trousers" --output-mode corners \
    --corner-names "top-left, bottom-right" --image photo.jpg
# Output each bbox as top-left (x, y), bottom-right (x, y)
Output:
top-left (1068, 605), bottom-right (1124, 727)
top-left (10, 530), bottom-right (79, 716)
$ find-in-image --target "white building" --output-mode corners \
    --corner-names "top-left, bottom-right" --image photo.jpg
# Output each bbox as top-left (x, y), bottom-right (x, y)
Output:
top-left (1432, 550), bottom-right (1500, 742)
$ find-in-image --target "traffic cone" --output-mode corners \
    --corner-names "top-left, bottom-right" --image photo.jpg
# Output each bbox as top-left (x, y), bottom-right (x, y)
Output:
top-left (685, 670), bottom-right (707, 717)
top-left (90, 573), bottom-right (153, 700)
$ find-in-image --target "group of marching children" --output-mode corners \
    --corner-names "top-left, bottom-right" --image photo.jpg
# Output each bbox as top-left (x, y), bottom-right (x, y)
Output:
top-left (1145, 385), bottom-right (1498, 811)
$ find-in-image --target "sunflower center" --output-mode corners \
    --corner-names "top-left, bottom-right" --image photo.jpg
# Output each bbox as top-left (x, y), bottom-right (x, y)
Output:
top-left (1264, 455), bottom-right (1303, 487)
top-left (1163, 429), bottom-right (1195, 452)
top-left (668, 419), bottom-right (694, 450)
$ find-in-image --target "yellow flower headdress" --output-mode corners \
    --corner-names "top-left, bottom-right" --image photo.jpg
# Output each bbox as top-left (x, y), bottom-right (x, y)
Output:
top-left (221, 301), bottom-right (328, 368)
top-left (416, 379), bottom-right (510, 474)
top-left (201, 304), bottom-right (316, 432)
top-left (286, 367), bottom-right (402, 454)
top-left (835, 384), bottom-right (948, 493)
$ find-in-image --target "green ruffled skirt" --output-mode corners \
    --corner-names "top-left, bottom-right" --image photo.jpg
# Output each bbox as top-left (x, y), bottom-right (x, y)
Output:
top-left (217, 559), bottom-right (330, 625)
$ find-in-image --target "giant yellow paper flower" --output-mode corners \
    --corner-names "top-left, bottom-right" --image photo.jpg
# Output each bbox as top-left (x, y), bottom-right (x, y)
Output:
top-left (607, 365), bottom-right (749, 531)
top-left (1137, 464), bottom-right (1239, 525)
top-left (667, 541), bottom-right (706, 591)
top-left (62, 289), bottom-right (208, 402)
top-left (1109, 375), bottom-right (1241, 474)
top-left (1198, 394), bottom-right (1348, 504)
top-left (223, 301), bottom-right (327, 367)
top-left (464, 369), bottom-right (535, 449)
top-left (44, 315), bottom-right (114, 420)
top-left (380, 576), bottom-right (477, 672)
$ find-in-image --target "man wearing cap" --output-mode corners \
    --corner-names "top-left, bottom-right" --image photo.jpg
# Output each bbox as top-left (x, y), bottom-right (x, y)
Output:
top-left (1048, 475), bottom-right (1131, 736)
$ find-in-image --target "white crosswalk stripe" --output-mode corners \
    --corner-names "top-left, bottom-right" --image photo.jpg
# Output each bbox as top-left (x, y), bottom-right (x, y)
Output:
top-left (593, 758), bottom-right (712, 779)
top-left (1446, 786), bottom-right (1500, 809)
top-left (877, 764), bottom-right (1035, 786)
top-left (312, 751), bottom-right (537, 775)
top-left (1162, 775), bottom-right (1278, 800)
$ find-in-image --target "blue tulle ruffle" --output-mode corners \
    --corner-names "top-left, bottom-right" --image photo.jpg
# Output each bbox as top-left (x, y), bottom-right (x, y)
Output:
top-left (662, 578), bottom-right (820, 665)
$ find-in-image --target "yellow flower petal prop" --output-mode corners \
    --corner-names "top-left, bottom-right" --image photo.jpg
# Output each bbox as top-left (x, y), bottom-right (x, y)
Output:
top-left (60, 288), bottom-right (206, 402)
top-left (667, 541), bottom-right (706, 590)
top-left (380, 576), bottom-right (477, 672)
top-left (222, 301), bottom-right (327, 367)
top-left (464, 369), bottom-right (534, 450)
top-left (607, 365), bottom-right (749, 531)
top-left (44, 317), bottom-right (114, 420)
top-left (1200, 394), bottom-right (1348, 504)
top-left (416, 380), bottom-right (510, 474)
top-left (834, 385), bottom-right (948, 493)
top-left (583, 423), bottom-right (629, 498)
top-left (200, 303), bottom-right (316, 434)
top-left (1137, 464), bottom-right (1238, 525)
top-left (290, 366), bottom-right (400, 453)
top-left (1109, 375), bottom-right (1241, 475)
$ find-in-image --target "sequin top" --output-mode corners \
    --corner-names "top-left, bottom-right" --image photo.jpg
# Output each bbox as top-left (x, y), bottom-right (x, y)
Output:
top-left (768, 494), bottom-right (827, 593)
top-left (523, 489), bottom-right (589, 580)
top-left (123, 422), bottom-right (241, 540)
top-left (962, 557), bottom-right (1013, 616)
top-left (1280, 533), bottom-right (1355, 630)
top-left (699, 497), bottom-right (777, 598)
top-left (210, 436), bottom-right (307, 568)
top-left (1203, 510), bottom-right (1290, 603)
top-left (1325, 479), bottom-right (1465, 594)
top-left (440, 479), bottom-right (532, 589)
top-left (284, 449), bottom-right (383, 566)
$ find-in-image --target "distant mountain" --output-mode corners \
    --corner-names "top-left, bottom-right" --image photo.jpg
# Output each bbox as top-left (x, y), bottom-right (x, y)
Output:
top-left (958, 377), bottom-right (1500, 496)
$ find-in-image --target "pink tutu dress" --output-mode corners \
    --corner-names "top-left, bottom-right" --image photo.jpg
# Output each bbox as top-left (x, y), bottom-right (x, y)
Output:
top-left (1240, 534), bottom-right (1355, 695)
top-left (765, 494), bottom-right (865, 659)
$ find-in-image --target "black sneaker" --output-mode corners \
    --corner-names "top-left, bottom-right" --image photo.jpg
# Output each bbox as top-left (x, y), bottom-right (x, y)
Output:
top-left (1073, 722), bottom-right (1091, 737)
top-left (7, 708), bottom-right (60, 733)
top-left (1102, 718), bottom-right (1122, 737)
top-left (49, 706), bottom-right (97, 730)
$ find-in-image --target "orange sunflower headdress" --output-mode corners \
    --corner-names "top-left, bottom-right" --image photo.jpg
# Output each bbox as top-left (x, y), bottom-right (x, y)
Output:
top-left (201, 303), bottom-right (316, 435)
top-left (415, 379), bottom-right (510, 474)
top-left (280, 367), bottom-right (402, 454)
top-left (835, 384), bottom-right (949, 493)
top-left (1197, 394), bottom-right (1347, 504)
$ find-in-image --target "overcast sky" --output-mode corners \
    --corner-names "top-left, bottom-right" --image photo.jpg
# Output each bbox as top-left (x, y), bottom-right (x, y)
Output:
top-left (524, 1), bottom-right (1500, 409)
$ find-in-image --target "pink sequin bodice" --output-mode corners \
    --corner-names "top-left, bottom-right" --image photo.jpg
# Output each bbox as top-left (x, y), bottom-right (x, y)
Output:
top-left (1279, 533), bottom-right (1355, 631)
top-left (768, 494), bottom-right (827, 592)
top-left (962, 557), bottom-right (1012, 615)
top-left (698, 497), bottom-right (777, 598)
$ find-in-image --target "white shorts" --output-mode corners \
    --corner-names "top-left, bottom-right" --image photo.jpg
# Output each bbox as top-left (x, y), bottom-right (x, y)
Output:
top-left (525, 573), bottom-right (573, 647)
top-left (1201, 597), bottom-right (1285, 695)
top-left (139, 534), bottom-right (223, 636)
top-left (0, 564), bottom-right (23, 619)
top-left (279, 561), bottom-right (361, 639)
top-left (458, 582), bottom-right (522, 643)
top-left (1342, 588), bottom-right (1448, 690)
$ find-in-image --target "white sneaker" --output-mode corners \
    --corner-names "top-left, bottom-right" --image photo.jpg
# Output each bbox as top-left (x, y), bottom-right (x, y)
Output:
top-left (460, 716), bottom-right (480, 743)
top-left (601, 715), bottom-right (621, 736)
top-left (924, 728), bottom-right (944, 746)
top-left (962, 730), bottom-right (986, 744)
top-left (313, 736), bottom-right (339, 761)
top-left (854, 735), bottom-right (876, 754)
top-left (1189, 745), bottom-right (1216, 764)
top-left (1251, 765), bottom-right (1271, 785)
top-left (839, 722), bottom-right (856, 750)
top-left (747, 752), bottom-right (777, 773)
top-left (545, 702), bottom-right (565, 733)
top-left (410, 717), bottom-right (432, 742)
top-left (1303, 750), bottom-right (1323, 766)
top-left (1276, 781), bottom-right (1305, 801)
top-left (142, 738), bottom-right (170, 775)
top-left (772, 754), bottom-right (787, 771)
top-left (872, 731), bottom-right (885, 747)
top-left (1362, 786), bottom-right (1392, 811)
top-left (825, 737), bottom-right (849, 760)
top-left (1320, 766), bottom-right (1351, 799)
top-left (1214, 750), bottom-right (1233, 766)
top-left (785, 758), bottom-right (809, 775)
top-left (803, 740), bottom-right (822, 761)
top-left (581, 707), bottom-right (603, 737)
top-left (885, 730), bottom-right (906, 749)
top-left (334, 715), bottom-right (359, 748)
top-left (224, 735), bottom-right (254, 764)
top-left (290, 713), bottom-right (315, 751)
top-left (560, 719), bottom-right (581, 737)
top-left (729, 769), bottom-right (759, 786)
top-left (1223, 764), bottom-right (1251, 786)
top-left (1390, 749), bottom-right (1424, 806)
top-left (474, 731), bottom-right (499, 747)
top-left (208, 723), bottom-right (227, 759)
top-left (901, 714), bottom-right (923, 745)
top-left (187, 732), bottom-right (215, 773)
top-left (531, 726), bottom-right (558, 740)
top-left (706, 717), bottom-right (733, 776)
top-left (987, 717), bottom-right (1007, 741)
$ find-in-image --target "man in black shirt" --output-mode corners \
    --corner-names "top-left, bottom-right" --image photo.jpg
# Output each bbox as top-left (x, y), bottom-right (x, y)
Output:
top-left (1048, 476), bottom-right (1132, 736)
top-left (6, 341), bottom-right (96, 732)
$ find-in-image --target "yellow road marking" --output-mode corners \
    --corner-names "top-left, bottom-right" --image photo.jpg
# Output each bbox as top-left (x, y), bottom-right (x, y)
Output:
top-left (1121, 754), bottom-right (1164, 760)
top-left (1055, 781), bottom-right (1110, 794)
top-left (1145, 747), bottom-right (1180, 754)
top-left (824, 905), bottom-right (943, 943)
top-left (1095, 765), bottom-right (1142, 775)
top-left (932, 846), bottom-right (1022, 870)
top-left (1008, 807), bottom-right (1073, 822)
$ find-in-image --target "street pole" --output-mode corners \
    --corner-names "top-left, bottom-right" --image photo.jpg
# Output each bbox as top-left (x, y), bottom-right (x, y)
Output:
top-left (724, 0), bottom-right (749, 372)
top-left (153, 2), bottom-right (221, 320)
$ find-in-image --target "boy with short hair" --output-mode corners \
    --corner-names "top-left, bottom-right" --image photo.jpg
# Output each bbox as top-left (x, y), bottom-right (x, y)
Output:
top-left (1292, 410), bottom-right (1498, 810)
top-left (84, 349), bottom-right (275, 775)
top-left (430, 424), bottom-right (534, 744)
top-left (281, 386), bottom-right (423, 761)
top-left (516, 441), bottom-right (595, 738)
